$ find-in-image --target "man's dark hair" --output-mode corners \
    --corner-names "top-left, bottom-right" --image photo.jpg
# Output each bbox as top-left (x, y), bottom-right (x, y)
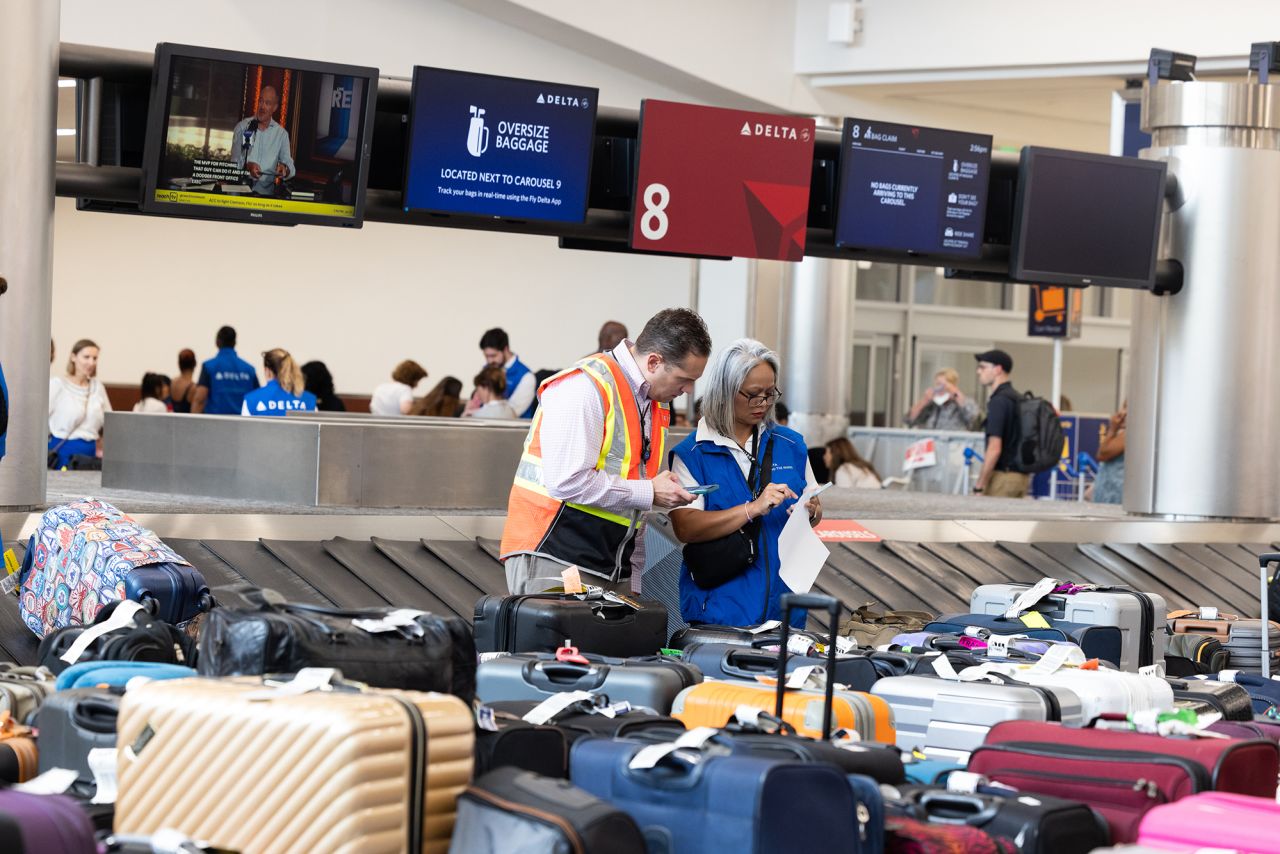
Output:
top-left (216, 325), bottom-right (237, 348)
top-left (635, 308), bottom-right (712, 365)
top-left (479, 328), bottom-right (509, 351)
top-left (0, 276), bottom-right (8, 296)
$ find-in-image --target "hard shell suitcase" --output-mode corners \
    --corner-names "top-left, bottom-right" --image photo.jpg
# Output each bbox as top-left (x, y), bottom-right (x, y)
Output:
top-left (114, 673), bottom-right (475, 854)
top-left (967, 662), bottom-right (1175, 722)
top-left (967, 719), bottom-right (1280, 843)
top-left (680, 641), bottom-right (879, 691)
top-left (36, 687), bottom-right (119, 788)
top-left (123, 562), bottom-right (214, 624)
top-left (475, 652), bottom-right (699, 712)
top-left (0, 664), bottom-right (55, 725)
top-left (666, 623), bottom-right (819, 650)
top-left (871, 671), bottom-right (1084, 762)
top-left (883, 784), bottom-right (1109, 854)
top-left (569, 736), bottom-right (870, 854)
top-left (970, 581), bottom-right (1167, 671)
top-left (926, 615), bottom-right (1123, 668)
top-left (474, 591), bottom-right (668, 657)
top-left (450, 767), bottom-right (646, 854)
top-left (0, 790), bottom-right (98, 854)
top-left (1166, 677), bottom-right (1253, 721)
top-left (1136, 792), bottom-right (1280, 853)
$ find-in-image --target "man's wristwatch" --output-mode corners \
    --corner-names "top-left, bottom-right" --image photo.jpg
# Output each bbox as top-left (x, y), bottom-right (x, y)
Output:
top-left (973, 486), bottom-right (984, 493)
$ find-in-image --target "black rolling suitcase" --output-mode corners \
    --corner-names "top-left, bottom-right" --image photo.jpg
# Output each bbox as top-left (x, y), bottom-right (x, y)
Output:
top-left (884, 784), bottom-right (1109, 854)
top-left (1168, 677), bottom-right (1254, 720)
top-left (474, 591), bottom-right (667, 657)
top-left (681, 641), bottom-right (880, 691)
top-left (487, 697), bottom-right (685, 747)
top-left (473, 707), bottom-right (569, 779)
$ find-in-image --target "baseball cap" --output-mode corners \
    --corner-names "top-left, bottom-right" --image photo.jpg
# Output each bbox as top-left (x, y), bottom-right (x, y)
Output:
top-left (974, 349), bottom-right (1013, 373)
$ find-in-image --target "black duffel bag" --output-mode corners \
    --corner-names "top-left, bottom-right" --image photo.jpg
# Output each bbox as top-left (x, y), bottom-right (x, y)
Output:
top-left (196, 585), bottom-right (476, 704)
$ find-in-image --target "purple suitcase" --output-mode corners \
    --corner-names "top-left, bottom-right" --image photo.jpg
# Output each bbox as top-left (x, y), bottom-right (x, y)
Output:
top-left (0, 790), bottom-right (97, 853)
top-left (124, 563), bottom-right (214, 624)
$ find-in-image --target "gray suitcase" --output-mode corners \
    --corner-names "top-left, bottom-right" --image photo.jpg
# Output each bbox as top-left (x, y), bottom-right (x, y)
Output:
top-left (870, 673), bottom-right (1083, 763)
top-left (35, 687), bottom-right (119, 788)
top-left (1223, 620), bottom-right (1280, 669)
top-left (476, 652), bottom-right (701, 713)
top-left (970, 582), bottom-right (1167, 672)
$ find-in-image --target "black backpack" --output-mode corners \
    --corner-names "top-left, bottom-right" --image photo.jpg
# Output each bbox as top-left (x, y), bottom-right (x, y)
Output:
top-left (1010, 392), bottom-right (1065, 474)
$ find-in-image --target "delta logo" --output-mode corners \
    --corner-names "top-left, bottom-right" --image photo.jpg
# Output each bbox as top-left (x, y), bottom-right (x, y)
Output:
top-left (739, 120), bottom-right (810, 141)
top-left (536, 93), bottom-right (589, 109)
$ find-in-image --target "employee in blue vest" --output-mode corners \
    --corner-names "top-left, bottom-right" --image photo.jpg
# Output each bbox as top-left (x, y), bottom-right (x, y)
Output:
top-left (669, 339), bottom-right (822, 628)
top-left (195, 326), bottom-right (259, 415)
top-left (0, 277), bottom-right (8, 462)
top-left (470, 328), bottom-right (536, 419)
top-left (241, 348), bottom-right (316, 417)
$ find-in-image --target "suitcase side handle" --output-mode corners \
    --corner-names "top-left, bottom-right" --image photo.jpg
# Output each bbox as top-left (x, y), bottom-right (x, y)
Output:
top-left (524, 659), bottom-right (608, 692)
top-left (720, 649), bottom-right (781, 680)
top-left (916, 791), bottom-right (1000, 826)
top-left (775, 593), bottom-right (841, 740)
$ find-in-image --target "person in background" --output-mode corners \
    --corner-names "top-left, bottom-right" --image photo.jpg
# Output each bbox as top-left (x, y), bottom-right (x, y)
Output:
top-left (48, 339), bottom-right (112, 468)
top-left (0, 278), bottom-right (8, 462)
top-left (196, 326), bottom-right (258, 415)
top-left (774, 401), bottom-right (790, 426)
top-left (132, 373), bottom-right (171, 414)
top-left (411, 376), bottom-right (463, 417)
top-left (50, 339), bottom-right (55, 366)
top-left (596, 320), bottom-right (629, 354)
top-left (241, 349), bottom-right (315, 417)
top-left (301, 361), bottom-right (345, 412)
top-left (371, 360), bottom-right (427, 416)
top-left (905, 368), bottom-right (978, 431)
top-left (471, 328), bottom-right (536, 419)
top-left (825, 437), bottom-right (881, 489)
top-left (1059, 394), bottom-right (1074, 413)
top-left (973, 349), bottom-right (1029, 498)
top-left (1092, 400), bottom-right (1126, 504)
top-left (500, 308), bottom-right (710, 594)
top-left (169, 349), bottom-right (199, 413)
top-left (465, 367), bottom-right (518, 420)
top-left (670, 338), bottom-right (821, 628)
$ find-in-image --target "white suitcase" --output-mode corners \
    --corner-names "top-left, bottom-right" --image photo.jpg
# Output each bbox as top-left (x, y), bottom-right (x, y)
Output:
top-left (973, 662), bottom-right (1175, 722)
top-left (970, 581), bottom-right (1168, 672)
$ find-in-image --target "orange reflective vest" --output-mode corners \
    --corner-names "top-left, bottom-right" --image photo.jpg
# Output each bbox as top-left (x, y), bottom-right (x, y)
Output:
top-left (500, 351), bottom-right (669, 580)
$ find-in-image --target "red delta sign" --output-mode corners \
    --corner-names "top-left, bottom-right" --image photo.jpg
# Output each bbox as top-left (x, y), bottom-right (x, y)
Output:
top-left (814, 520), bottom-right (882, 543)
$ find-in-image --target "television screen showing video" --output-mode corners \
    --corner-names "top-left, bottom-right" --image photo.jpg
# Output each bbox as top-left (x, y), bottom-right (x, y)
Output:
top-left (140, 43), bottom-right (378, 227)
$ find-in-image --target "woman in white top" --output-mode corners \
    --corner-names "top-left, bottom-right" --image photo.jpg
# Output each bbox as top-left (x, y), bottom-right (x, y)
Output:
top-left (48, 338), bottom-right (112, 469)
top-left (464, 366), bottom-right (518, 420)
top-left (132, 373), bottom-right (171, 414)
top-left (824, 437), bottom-right (882, 489)
top-left (370, 360), bottom-right (427, 416)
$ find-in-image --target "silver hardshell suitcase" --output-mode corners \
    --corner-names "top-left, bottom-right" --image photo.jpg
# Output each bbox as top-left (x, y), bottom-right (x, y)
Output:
top-left (970, 582), bottom-right (1168, 672)
top-left (870, 673), bottom-right (1084, 763)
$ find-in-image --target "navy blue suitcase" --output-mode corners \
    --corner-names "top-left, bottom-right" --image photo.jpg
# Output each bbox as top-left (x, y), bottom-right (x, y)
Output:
top-left (569, 738), bottom-right (874, 854)
top-left (681, 641), bottom-right (880, 691)
top-left (123, 564), bottom-right (213, 624)
top-left (927, 614), bottom-right (1123, 667)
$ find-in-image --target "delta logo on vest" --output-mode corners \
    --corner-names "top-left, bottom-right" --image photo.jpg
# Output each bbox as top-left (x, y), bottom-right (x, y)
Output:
top-left (255, 398), bottom-right (308, 412)
top-left (214, 371), bottom-right (253, 382)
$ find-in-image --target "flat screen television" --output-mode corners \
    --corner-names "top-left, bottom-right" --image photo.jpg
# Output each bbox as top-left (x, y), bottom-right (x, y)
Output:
top-left (402, 67), bottom-right (598, 223)
top-left (629, 100), bottom-right (816, 261)
top-left (834, 119), bottom-right (992, 258)
top-left (1011, 147), bottom-right (1167, 289)
top-left (140, 43), bottom-right (378, 227)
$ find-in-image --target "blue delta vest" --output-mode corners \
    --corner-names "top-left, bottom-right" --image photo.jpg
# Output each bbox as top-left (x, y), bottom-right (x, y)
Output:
top-left (242, 379), bottom-right (316, 417)
top-left (0, 361), bottom-right (8, 460)
top-left (672, 425), bottom-right (811, 628)
top-left (505, 358), bottom-right (536, 419)
top-left (201, 348), bottom-right (259, 415)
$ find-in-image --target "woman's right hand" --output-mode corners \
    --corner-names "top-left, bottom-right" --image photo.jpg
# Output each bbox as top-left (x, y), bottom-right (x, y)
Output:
top-left (749, 483), bottom-right (798, 519)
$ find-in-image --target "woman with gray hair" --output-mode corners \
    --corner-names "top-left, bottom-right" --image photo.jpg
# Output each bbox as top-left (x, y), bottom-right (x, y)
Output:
top-left (669, 338), bottom-right (822, 628)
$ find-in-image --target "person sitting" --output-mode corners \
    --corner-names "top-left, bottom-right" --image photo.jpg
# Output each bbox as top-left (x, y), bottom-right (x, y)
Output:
top-left (824, 437), bottom-right (881, 489)
top-left (48, 339), bottom-right (112, 469)
top-left (464, 366), bottom-right (518, 420)
top-left (301, 361), bottom-right (345, 412)
top-left (170, 349), bottom-right (199, 413)
top-left (669, 338), bottom-right (822, 628)
top-left (132, 373), bottom-right (171, 414)
top-left (370, 360), bottom-right (427, 416)
top-left (241, 349), bottom-right (316, 417)
top-left (905, 368), bottom-right (978, 431)
top-left (411, 376), bottom-right (463, 417)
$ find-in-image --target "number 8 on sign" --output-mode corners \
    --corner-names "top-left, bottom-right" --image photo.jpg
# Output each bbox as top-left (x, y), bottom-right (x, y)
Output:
top-left (640, 182), bottom-right (670, 240)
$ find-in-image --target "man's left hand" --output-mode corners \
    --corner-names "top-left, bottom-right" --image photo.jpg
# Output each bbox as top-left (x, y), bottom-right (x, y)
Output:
top-left (805, 496), bottom-right (822, 526)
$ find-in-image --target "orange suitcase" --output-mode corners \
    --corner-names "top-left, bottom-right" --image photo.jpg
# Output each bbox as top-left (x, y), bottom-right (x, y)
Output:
top-left (670, 679), bottom-right (895, 742)
top-left (115, 673), bottom-right (473, 854)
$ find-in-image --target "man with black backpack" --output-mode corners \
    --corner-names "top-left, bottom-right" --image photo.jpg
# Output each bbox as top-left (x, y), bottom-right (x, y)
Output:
top-left (973, 349), bottom-right (1030, 498)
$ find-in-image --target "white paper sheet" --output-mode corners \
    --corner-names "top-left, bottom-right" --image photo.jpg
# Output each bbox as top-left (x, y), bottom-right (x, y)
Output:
top-left (777, 494), bottom-right (830, 593)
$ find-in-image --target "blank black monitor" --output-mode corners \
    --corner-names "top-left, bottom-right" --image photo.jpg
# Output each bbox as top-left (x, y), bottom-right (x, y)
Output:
top-left (1011, 147), bottom-right (1167, 289)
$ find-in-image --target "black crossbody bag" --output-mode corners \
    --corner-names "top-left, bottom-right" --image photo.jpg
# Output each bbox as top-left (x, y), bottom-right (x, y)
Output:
top-left (682, 428), bottom-right (773, 590)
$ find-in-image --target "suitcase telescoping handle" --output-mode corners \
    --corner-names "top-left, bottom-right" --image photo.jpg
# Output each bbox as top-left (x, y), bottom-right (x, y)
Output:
top-left (775, 592), bottom-right (842, 740)
top-left (1259, 553), bottom-right (1280, 679)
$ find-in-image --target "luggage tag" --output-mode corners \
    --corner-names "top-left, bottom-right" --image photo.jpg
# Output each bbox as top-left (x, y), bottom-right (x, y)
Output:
top-left (88, 747), bottom-right (118, 804)
top-left (962, 626), bottom-right (989, 639)
top-left (675, 727), bottom-right (721, 749)
top-left (785, 665), bottom-right (826, 690)
top-left (475, 706), bottom-right (500, 732)
top-left (521, 690), bottom-right (597, 725)
top-left (928, 653), bottom-right (961, 680)
top-left (958, 635), bottom-right (988, 651)
top-left (561, 565), bottom-right (584, 595)
top-left (600, 591), bottom-right (642, 611)
top-left (1018, 612), bottom-right (1052, 629)
top-left (247, 667), bottom-right (337, 701)
top-left (1002, 578), bottom-right (1060, 619)
top-left (628, 742), bottom-right (684, 770)
top-left (555, 641), bottom-right (589, 665)
top-left (13, 766), bottom-right (78, 795)
top-left (1027, 643), bottom-right (1086, 675)
top-left (749, 620), bottom-right (782, 634)
top-left (834, 636), bottom-right (857, 654)
top-left (0, 546), bottom-right (19, 596)
top-left (786, 635), bottom-right (816, 657)
top-left (478, 652), bottom-right (510, 662)
top-left (351, 609), bottom-right (427, 637)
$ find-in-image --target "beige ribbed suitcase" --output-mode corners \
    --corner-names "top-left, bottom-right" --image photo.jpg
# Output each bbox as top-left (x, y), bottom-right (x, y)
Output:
top-left (114, 676), bottom-right (474, 854)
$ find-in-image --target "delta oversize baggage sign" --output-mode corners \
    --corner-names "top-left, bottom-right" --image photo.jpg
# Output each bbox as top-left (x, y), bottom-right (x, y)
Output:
top-left (630, 100), bottom-right (816, 261)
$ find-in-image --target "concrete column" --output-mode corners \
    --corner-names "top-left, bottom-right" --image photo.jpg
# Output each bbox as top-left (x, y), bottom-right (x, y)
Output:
top-left (1126, 80), bottom-right (1280, 518)
top-left (0, 2), bottom-right (59, 509)
top-left (779, 256), bottom-right (854, 447)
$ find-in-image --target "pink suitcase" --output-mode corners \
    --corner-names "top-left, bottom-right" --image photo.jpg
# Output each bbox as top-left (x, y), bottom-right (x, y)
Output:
top-left (1137, 792), bottom-right (1280, 852)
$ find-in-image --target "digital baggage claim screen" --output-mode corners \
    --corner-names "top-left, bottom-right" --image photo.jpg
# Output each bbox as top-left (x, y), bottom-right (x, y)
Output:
top-left (834, 119), bottom-right (992, 258)
top-left (402, 67), bottom-right (598, 223)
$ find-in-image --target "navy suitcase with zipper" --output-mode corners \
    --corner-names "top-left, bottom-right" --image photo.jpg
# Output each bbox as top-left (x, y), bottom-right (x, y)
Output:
top-left (927, 614), bottom-right (1123, 667)
top-left (123, 564), bottom-right (213, 625)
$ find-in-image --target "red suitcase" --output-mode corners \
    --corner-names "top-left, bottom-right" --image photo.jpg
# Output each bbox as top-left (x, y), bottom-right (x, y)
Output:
top-left (967, 718), bottom-right (1279, 843)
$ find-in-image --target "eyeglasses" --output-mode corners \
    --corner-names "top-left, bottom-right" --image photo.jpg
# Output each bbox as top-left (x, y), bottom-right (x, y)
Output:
top-left (738, 388), bottom-right (782, 407)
